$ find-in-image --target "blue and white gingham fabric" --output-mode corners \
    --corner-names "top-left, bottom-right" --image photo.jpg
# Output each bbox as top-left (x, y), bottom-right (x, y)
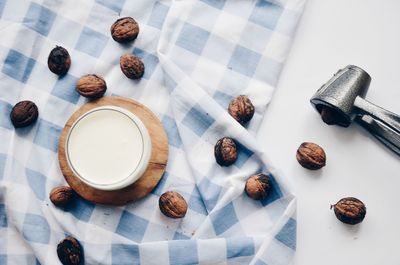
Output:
top-left (0, 0), bottom-right (305, 264)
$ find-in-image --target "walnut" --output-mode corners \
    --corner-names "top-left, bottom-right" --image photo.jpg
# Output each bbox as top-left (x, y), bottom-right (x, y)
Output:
top-left (50, 186), bottom-right (73, 207)
top-left (296, 142), bottom-right (326, 170)
top-left (245, 173), bottom-right (271, 200)
top-left (319, 105), bottom-right (349, 127)
top-left (76, 74), bottom-right (107, 99)
top-left (331, 197), bottom-right (366, 225)
top-left (110, 17), bottom-right (139, 43)
top-left (120, 54), bottom-right (145, 79)
top-left (214, 137), bottom-right (237, 166)
top-left (10, 100), bottom-right (39, 128)
top-left (57, 236), bottom-right (83, 265)
top-left (159, 191), bottom-right (188, 218)
top-left (47, 46), bottom-right (71, 76)
top-left (228, 95), bottom-right (255, 125)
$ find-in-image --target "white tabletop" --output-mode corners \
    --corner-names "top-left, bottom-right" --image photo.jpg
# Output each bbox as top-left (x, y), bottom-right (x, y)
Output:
top-left (258, 0), bottom-right (400, 263)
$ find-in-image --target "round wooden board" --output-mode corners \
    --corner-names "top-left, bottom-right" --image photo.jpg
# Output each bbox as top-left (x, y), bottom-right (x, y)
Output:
top-left (58, 96), bottom-right (168, 206)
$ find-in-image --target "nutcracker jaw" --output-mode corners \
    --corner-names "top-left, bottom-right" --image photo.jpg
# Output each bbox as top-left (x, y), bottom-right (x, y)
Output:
top-left (310, 65), bottom-right (400, 156)
top-left (310, 65), bottom-right (371, 127)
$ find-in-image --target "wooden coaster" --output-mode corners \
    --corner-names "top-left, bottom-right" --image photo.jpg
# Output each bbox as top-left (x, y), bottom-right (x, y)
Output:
top-left (58, 96), bottom-right (168, 205)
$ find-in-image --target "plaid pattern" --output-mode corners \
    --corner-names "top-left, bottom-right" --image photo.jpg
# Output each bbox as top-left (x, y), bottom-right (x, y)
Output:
top-left (0, 0), bottom-right (305, 264)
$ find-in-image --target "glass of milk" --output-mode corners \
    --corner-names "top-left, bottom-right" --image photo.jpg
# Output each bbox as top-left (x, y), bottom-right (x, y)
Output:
top-left (65, 106), bottom-right (152, 190)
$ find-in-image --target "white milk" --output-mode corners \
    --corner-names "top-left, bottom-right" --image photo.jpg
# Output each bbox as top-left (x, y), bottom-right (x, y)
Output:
top-left (67, 109), bottom-right (144, 186)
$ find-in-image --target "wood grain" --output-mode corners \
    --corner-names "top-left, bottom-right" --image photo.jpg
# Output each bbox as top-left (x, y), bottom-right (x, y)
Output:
top-left (58, 96), bottom-right (168, 205)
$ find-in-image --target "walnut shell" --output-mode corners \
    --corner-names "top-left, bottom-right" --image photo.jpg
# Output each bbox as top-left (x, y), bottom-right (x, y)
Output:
top-left (120, 54), bottom-right (145, 79)
top-left (214, 137), bottom-right (237, 166)
top-left (111, 17), bottom-right (139, 43)
top-left (50, 186), bottom-right (73, 207)
top-left (319, 105), bottom-right (349, 127)
top-left (76, 74), bottom-right (107, 99)
top-left (10, 100), bottom-right (39, 128)
top-left (245, 173), bottom-right (271, 200)
top-left (332, 197), bottom-right (366, 225)
top-left (57, 236), bottom-right (83, 265)
top-left (296, 142), bottom-right (326, 170)
top-left (228, 95), bottom-right (255, 125)
top-left (47, 46), bottom-right (71, 76)
top-left (159, 191), bottom-right (188, 218)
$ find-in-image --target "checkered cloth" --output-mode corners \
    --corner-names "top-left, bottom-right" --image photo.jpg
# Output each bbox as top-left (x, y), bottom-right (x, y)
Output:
top-left (0, 0), bottom-right (305, 264)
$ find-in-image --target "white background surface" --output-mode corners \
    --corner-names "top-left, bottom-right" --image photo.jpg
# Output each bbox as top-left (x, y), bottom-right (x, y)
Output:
top-left (258, 0), bottom-right (400, 264)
